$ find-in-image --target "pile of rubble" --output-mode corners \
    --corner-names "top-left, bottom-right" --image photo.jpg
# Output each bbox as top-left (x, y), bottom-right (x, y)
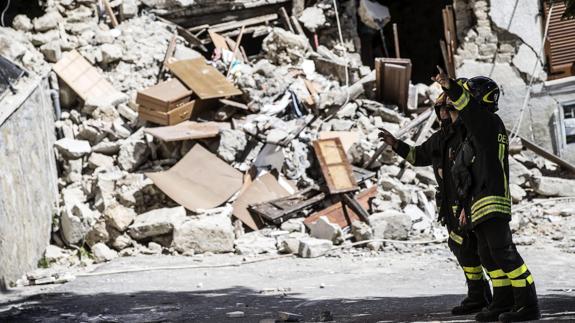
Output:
top-left (2, 0), bottom-right (574, 284)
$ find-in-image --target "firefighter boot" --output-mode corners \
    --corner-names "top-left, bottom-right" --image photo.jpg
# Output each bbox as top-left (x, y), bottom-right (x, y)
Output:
top-left (498, 283), bottom-right (540, 322)
top-left (451, 279), bottom-right (492, 315)
top-left (475, 286), bottom-right (514, 322)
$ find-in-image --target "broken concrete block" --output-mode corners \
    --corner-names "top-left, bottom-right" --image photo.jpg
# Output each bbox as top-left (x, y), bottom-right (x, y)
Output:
top-left (172, 212), bottom-right (235, 254)
top-left (298, 6), bottom-right (326, 32)
top-left (234, 231), bottom-right (277, 255)
top-left (54, 138), bottom-right (91, 159)
top-left (509, 157), bottom-right (531, 186)
top-left (92, 141), bottom-right (121, 155)
top-left (351, 221), bottom-right (380, 250)
top-left (88, 152), bottom-right (115, 169)
top-left (60, 203), bottom-right (99, 246)
top-left (262, 28), bottom-right (310, 65)
top-left (12, 14), bottom-right (33, 32)
top-left (84, 219), bottom-right (110, 247)
top-left (33, 11), bottom-right (62, 32)
top-left (308, 216), bottom-right (343, 244)
top-left (280, 218), bottom-right (305, 233)
top-left (510, 183), bottom-right (526, 203)
top-left (217, 129), bottom-right (247, 163)
top-left (415, 168), bottom-right (437, 185)
top-left (531, 176), bottom-right (575, 197)
top-left (40, 41), bottom-right (61, 63)
top-left (91, 242), bottom-right (118, 263)
top-left (369, 210), bottom-right (411, 240)
top-left (358, 0), bottom-right (390, 30)
top-left (121, 0), bottom-right (139, 18)
top-left (111, 234), bottom-right (133, 251)
top-left (29, 29), bottom-right (60, 46)
top-left (44, 245), bottom-right (68, 264)
top-left (118, 130), bottom-right (149, 171)
top-left (128, 206), bottom-right (186, 240)
top-left (100, 43), bottom-right (123, 65)
top-left (105, 204), bottom-right (136, 232)
top-left (298, 238), bottom-right (333, 258)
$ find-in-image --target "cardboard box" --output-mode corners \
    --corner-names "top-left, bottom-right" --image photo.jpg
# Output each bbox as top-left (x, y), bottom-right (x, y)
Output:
top-left (136, 79), bottom-right (193, 112)
top-left (138, 100), bottom-right (195, 126)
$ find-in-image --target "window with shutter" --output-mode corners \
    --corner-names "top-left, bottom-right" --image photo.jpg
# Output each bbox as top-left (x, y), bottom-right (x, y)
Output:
top-left (544, 1), bottom-right (575, 80)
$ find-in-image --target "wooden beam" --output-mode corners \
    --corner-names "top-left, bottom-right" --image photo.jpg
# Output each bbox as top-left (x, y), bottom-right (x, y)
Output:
top-left (364, 108), bottom-right (433, 169)
top-left (176, 26), bottom-right (208, 52)
top-left (227, 25), bottom-right (245, 77)
top-left (414, 111), bottom-right (437, 145)
top-left (102, 0), bottom-right (119, 27)
top-left (393, 23), bottom-right (400, 58)
top-left (511, 131), bottom-right (575, 174)
top-left (219, 98), bottom-right (249, 110)
top-left (291, 15), bottom-right (305, 35)
top-left (157, 31), bottom-right (178, 81)
top-left (278, 7), bottom-right (294, 33)
top-left (209, 14), bottom-right (278, 33)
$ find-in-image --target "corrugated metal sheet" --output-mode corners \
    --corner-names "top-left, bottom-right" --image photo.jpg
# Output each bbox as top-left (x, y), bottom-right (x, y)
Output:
top-left (545, 2), bottom-right (575, 79)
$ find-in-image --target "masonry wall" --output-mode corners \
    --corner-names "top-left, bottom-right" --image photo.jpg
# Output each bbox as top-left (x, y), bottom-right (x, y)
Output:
top-left (0, 79), bottom-right (59, 287)
top-left (453, 0), bottom-right (575, 161)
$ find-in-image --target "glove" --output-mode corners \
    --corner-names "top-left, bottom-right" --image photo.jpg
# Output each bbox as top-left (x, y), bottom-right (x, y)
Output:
top-left (378, 129), bottom-right (397, 149)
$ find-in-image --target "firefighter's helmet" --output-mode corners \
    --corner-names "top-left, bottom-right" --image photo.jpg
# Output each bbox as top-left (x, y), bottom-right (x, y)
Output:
top-left (463, 76), bottom-right (500, 112)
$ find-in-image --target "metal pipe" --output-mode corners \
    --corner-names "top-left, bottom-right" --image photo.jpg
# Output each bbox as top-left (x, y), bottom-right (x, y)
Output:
top-left (48, 71), bottom-right (61, 120)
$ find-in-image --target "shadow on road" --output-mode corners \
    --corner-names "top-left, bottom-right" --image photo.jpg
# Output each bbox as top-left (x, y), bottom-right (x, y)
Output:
top-left (1, 287), bottom-right (574, 322)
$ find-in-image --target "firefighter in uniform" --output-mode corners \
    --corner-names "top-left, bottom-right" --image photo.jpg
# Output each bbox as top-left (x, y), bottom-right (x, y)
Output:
top-left (433, 67), bottom-right (540, 322)
top-left (379, 93), bottom-right (492, 316)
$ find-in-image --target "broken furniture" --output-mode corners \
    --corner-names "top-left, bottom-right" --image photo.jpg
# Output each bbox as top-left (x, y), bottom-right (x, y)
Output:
top-left (249, 167), bottom-right (375, 226)
top-left (136, 78), bottom-right (195, 126)
top-left (311, 137), bottom-right (371, 226)
top-left (374, 58), bottom-right (412, 113)
top-left (167, 58), bottom-right (242, 100)
top-left (145, 144), bottom-right (243, 211)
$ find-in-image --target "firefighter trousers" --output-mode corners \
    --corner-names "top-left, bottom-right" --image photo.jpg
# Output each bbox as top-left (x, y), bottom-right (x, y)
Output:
top-left (474, 216), bottom-right (538, 309)
top-left (448, 229), bottom-right (491, 304)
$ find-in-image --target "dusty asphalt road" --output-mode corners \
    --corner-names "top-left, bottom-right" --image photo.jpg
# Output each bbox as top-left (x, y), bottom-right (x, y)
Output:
top-left (1, 242), bottom-right (574, 322)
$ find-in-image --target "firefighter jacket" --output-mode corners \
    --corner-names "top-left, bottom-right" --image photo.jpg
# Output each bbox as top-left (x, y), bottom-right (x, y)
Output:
top-left (392, 119), bottom-right (466, 232)
top-left (444, 79), bottom-right (511, 228)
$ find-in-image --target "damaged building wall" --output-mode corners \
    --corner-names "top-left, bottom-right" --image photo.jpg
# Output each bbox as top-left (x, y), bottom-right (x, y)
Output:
top-left (0, 79), bottom-right (59, 287)
top-left (453, 0), bottom-right (575, 161)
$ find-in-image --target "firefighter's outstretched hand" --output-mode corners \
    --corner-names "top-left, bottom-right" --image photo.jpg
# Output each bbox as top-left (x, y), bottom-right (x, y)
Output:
top-left (459, 208), bottom-right (467, 227)
top-left (432, 65), bottom-right (450, 89)
top-left (378, 129), bottom-right (397, 148)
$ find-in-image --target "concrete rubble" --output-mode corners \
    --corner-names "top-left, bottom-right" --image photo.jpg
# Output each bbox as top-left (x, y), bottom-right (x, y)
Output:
top-left (3, 0), bottom-right (573, 283)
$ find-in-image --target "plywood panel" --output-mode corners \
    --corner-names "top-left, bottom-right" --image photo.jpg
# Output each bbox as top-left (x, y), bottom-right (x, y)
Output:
top-left (167, 58), bottom-right (242, 99)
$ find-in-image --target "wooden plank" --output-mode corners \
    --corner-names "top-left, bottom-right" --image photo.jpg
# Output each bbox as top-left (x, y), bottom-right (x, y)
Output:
top-left (393, 23), bottom-right (400, 58)
top-left (278, 7), bottom-right (294, 33)
top-left (304, 186), bottom-right (377, 228)
top-left (364, 108), bottom-right (433, 169)
top-left (313, 138), bottom-right (358, 194)
top-left (176, 26), bottom-right (208, 52)
top-left (511, 131), bottom-right (575, 174)
top-left (414, 111), bottom-right (437, 145)
top-left (52, 50), bottom-right (120, 102)
top-left (158, 31), bottom-right (178, 80)
top-left (208, 30), bottom-right (230, 50)
top-left (219, 98), bottom-right (249, 110)
top-left (167, 58), bottom-right (242, 100)
top-left (250, 188), bottom-right (325, 225)
top-left (144, 121), bottom-right (230, 142)
top-left (102, 0), bottom-right (118, 27)
top-left (291, 15), bottom-right (305, 35)
top-left (209, 14), bottom-right (278, 33)
top-left (227, 25), bottom-right (245, 77)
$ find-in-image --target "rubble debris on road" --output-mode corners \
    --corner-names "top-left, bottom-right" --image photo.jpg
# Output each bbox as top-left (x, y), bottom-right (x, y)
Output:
top-left (3, 0), bottom-right (574, 285)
